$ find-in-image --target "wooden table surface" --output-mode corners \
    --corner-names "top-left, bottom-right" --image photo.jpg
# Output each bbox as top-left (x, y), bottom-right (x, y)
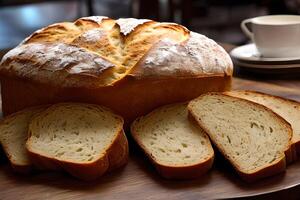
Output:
top-left (0, 46), bottom-right (300, 200)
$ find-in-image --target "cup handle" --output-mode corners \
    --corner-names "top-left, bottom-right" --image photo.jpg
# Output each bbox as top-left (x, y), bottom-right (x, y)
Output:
top-left (241, 18), bottom-right (253, 39)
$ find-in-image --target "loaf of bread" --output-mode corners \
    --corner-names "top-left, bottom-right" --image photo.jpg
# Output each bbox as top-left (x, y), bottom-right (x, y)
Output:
top-left (0, 16), bottom-right (233, 126)
top-left (26, 103), bottom-right (128, 180)
top-left (0, 106), bottom-right (46, 173)
top-left (131, 103), bottom-right (214, 179)
top-left (225, 90), bottom-right (300, 160)
top-left (188, 93), bottom-right (293, 182)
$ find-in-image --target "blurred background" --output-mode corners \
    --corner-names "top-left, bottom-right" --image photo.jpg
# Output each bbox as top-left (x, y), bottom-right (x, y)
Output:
top-left (0, 0), bottom-right (300, 51)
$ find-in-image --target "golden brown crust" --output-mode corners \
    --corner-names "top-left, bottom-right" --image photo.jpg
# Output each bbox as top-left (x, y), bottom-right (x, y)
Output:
top-left (188, 93), bottom-right (293, 182)
top-left (107, 130), bottom-right (129, 172)
top-left (236, 158), bottom-right (286, 182)
top-left (26, 126), bottom-right (128, 181)
top-left (0, 16), bottom-right (232, 89)
top-left (0, 76), bottom-right (231, 127)
top-left (0, 43), bottom-right (118, 88)
top-left (153, 156), bottom-right (214, 179)
top-left (129, 32), bottom-right (232, 78)
top-left (0, 16), bottom-right (233, 126)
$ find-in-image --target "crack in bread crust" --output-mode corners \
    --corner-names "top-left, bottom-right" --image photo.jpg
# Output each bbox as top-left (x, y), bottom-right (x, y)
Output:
top-left (0, 16), bottom-right (232, 88)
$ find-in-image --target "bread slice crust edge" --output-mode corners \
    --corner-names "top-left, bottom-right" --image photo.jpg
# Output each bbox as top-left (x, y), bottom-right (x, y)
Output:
top-left (224, 90), bottom-right (300, 161)
top-left (26, 103), bottom-right (129, 180)
top-left (0, 105), bottom-right (48, 173)
top-left (130, 103), bottom-right (214, 180)
top-left (188, 93), bottom-right (293, 182)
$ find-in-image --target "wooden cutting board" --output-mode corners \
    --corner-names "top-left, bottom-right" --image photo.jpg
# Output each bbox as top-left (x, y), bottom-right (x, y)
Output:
top-left (0, 77), bottom-right (300, 200)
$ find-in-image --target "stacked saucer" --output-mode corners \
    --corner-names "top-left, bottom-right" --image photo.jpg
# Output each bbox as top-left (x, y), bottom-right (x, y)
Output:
top-left (230, 43), bottom-right (300, 70)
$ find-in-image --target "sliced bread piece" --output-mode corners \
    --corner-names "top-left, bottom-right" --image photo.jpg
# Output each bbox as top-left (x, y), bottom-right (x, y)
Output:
top-left (0, 106), bottom-right (46, 173)
top-left (26, 103), bottom-right (128, 180)
top-left (225, 90), bottom-right (300, 160)
top-left (131, 103), bottom-right (214, 179)
top-left (188, 93), bottom-right (293, 182)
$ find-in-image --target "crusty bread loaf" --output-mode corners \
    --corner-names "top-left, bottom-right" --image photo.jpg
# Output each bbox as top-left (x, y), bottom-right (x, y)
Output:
top-left (0, 106), bottom-right (46, 173)
top-left (0, 16), bottom-right (233, 126)
top-left (225, 90), bottom-right (300, 160)
top-left (131, 103), bottom-right (214, 179)
top-left (26, 103), bottom-right (128, 180)
top-left (188, 93), bottom-right (293, 182)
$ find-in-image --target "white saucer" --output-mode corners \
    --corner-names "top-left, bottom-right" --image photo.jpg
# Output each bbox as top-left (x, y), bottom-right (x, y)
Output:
top-left (230, 43), bottom-right (300, 63)
top-left (233, 59), bottom-right (300, 69)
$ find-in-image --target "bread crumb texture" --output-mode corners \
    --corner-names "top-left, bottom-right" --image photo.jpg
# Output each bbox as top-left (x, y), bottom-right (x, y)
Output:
top-left (225, 91), bottom-right (300, 145)
top-left (0, 107), bottom-right (45, 166)
top-left (28, 103), bottom-right (123, 163)
top-left (189, 94), bottom-right (291, 173)
top-left (132, 104), bottom-right (213, 166)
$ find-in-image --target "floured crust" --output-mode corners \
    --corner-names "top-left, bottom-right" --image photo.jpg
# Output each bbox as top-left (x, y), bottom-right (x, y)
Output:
top-left (0, 43), bottom-right (119, 88)
top-left (77, 16), bottom-right (109, 24)
top-left (116, 18), bottom-right (151, 35)
top-left (130, 32), bottom-right (232, 78)
top-left (0, 16), bottom-right (233, 89)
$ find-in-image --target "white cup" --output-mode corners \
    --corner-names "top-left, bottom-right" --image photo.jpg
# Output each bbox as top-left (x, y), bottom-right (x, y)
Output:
top-left (241, 15), bottom-right (300, 58)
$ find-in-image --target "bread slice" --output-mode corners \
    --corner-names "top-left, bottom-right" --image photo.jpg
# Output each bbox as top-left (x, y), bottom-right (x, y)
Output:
top-left (188, 93), bottom-right (293, 182)
top-left (131, 103), bottom-right (214, 179)
top-left (26, 103), bottom-right (128, 180)
top-left (0, 106), bottom-right (46, 173)
top-left (225, 90), bottom-right (300, 160)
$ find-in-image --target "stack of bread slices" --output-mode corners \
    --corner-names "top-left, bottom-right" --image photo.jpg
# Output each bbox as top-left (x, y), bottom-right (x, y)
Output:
top-left (0, 90), bottom-right (299, 182)
top-left (131, 91), bottom-right (299, 182)
top-left (0, 103), bottom-right (129, 180)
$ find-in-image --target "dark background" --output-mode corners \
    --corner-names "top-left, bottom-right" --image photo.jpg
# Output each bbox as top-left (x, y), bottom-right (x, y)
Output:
top-left (0, 0), bottom-right (299, 50)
